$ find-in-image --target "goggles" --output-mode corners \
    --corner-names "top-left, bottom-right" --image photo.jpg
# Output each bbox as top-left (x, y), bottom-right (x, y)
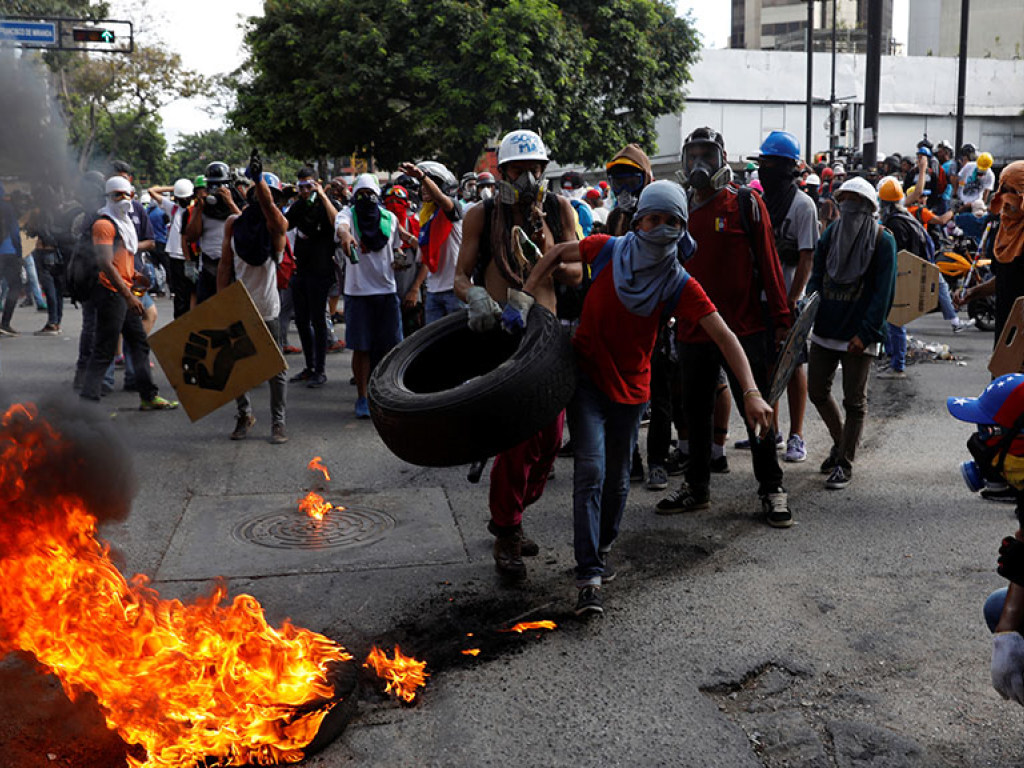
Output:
top-left (607, 170), bottom-right (645, 195)
top-left (297, 180), bottom-right (315, 189)
top-left (107, 191), bottom-right (131, 200)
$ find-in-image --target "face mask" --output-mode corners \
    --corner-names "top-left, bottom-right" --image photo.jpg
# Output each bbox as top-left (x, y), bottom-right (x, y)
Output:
top-left (615, 190), bottom-right (639, 213)
top-left (638, 225), bottom-right (683, 246)
top-left (839, 198), bottom-right (870, 217)
top-left (109, 198), bottom-right (132, 215)
top-left (513, 171), bottom-right (541, 201)
top-left (757, 165), bottom-right (793, 191)
top-left (479, 186), bottom-right (494, 201)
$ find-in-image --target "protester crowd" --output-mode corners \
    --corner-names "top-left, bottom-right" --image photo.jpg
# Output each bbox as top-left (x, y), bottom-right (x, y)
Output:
top-left (0, 129), bottom-right (1010, 620)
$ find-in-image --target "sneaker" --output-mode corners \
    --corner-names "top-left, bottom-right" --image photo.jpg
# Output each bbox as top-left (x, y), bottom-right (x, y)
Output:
top-left (487, 520), bottom-right (540, 557)
top-left (735, 433), bottom-right (783, 450)
top-left (710, 455), bottom-right (730, 474)
top-left (665, 449), bottom-right (688, 476)
top-left (0, 325), bottom-right (19, 337)
top-left (270, 423), bottom-right (288, 444)
top-left (34, 324), bottom-right (61, 336)
top-left (599, 553), bottom-right (616, 584)
top-left (761, 488), bottom-right (793, 528)
top-left (877, 369), bottom-right (908, 380)
top-left (981, 484), bottom-right (1019, 503)
top-left (952, 318), bottom-right (976, 333)
top-left (327, 340), bottom-right (346, 353)
top-left (306, 373), bottom-right (327, 388)
top-left (820, 447), bottom-right (840, 475)
top-left (231, 413), bottom-right (256, 440)
top-left (289, 368), bottom-right (314, 383)
top-left (783, 434), bottom-right (807, 463)
top-left (282, 345), bottom-right (302, 355)
top-left (139, 396), bottom-right (179, 411)
top-left (630, 452), bottom-right (644, 481)
top-left (825, 464), bottom-right (852, 490)
top-left (354, 396), bottom-right (371, 419)
top-left (574, 585), bottom-right (604, 616)
top-left (655, 483), bottom-right (710, 515)
top-left (646, 465), bottom-right (669, 491)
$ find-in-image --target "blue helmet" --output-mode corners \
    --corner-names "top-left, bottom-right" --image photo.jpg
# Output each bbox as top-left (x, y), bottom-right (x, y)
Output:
top-left (759, 131), bottom-right (801, 162)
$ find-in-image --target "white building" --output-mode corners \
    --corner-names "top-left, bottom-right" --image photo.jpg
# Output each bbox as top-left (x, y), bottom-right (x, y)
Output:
top-left (908, 0), bottom-right (1024, 60)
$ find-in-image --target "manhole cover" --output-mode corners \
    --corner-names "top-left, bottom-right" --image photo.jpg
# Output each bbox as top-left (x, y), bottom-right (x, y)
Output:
top-left (233, 506), bottom-right (396, 550)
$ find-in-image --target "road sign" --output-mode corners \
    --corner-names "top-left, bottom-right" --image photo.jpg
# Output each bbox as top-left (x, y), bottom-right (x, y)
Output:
top-left (0, 20), bottom-right (56, 45)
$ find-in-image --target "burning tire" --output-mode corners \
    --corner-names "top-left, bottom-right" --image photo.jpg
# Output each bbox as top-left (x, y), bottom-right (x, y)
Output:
top-left (368, 305), bottom-right (576, 467)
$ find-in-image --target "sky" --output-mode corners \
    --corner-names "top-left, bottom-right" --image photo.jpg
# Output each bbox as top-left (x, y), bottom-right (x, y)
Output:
top-left (111, 0), bottom-right (907, 146)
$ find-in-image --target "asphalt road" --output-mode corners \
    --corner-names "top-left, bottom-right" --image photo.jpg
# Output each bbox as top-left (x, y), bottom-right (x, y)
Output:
top-left (0, 298), bottom-right (1019, 768)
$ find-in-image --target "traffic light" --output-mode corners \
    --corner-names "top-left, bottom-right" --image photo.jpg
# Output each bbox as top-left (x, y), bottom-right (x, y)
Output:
top-left (72, 28), bottom-right (115, 43)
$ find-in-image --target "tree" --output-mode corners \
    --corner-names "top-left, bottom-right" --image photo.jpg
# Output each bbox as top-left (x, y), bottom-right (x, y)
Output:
top-left (230, 0), bottom-right (698, 172)
top-left (167, 128), bottom-right (305, 184)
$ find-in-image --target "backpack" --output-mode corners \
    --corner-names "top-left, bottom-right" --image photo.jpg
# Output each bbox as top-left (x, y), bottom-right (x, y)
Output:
top-left (65, 212), bottom-right (118, 303)
top-left (276, 239), bottom-right (296, 290)
top-left (884, 211), bottom-right (933, 262)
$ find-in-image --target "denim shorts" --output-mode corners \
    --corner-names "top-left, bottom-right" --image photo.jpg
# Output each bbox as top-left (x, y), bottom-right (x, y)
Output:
top-left (344, 293), bottom-right (402, 352)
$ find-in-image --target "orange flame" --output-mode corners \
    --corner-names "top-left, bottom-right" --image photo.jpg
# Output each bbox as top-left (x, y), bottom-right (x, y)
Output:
top-left (299, 491), bottom-right (334, 521)
top-left (502, 621), bottom-right (557, 634)
top-left (307, 456), bottom-right (331, 482)
top-left (461, 648), bottom-right (481, 657)
top-left (364, 645), bottom-right (428, 703)
top-left (0, 404), bottom-right (353, 767)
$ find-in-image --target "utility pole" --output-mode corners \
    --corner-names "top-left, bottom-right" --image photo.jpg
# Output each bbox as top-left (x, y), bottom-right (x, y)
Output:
top-left (829, 0), bottom-right (837, 164)
top-left (955, 0), bottom-right (970, 153)
top-left (806, 0), bottom-right (814, 164)
top-left (863, 0), bottom-right (882, 169)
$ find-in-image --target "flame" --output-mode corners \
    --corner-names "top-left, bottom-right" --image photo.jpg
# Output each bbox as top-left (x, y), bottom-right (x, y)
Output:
top-left (502, 621), bottom-right (557, 634)
top-left (307, 456), bottom-right (331, 483)
top-left (460, 648), bottom-right (481, 657)
top-left (0, 404), bottom-right (353, 767)
top-left (298, 491), bottom-right (334, 521)
top-left (364, 645), bottom-right (428, 703)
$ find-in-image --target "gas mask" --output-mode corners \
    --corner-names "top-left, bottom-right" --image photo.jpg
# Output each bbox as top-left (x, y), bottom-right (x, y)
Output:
top-left (680, 144), bottom-right (731, 191)
top-left (498, 171), bottom-right (542, 206)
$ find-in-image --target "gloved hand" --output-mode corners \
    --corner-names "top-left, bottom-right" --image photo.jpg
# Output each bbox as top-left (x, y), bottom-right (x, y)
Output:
top-left (998, 536), bottom-right (1024, 586)
top-left (467, 286), bottom-right (501, 333)
top-left (246, 148), bottom-right (262, 180)
top-left (501, 288), bottom-right (535, 334)
top-left (992, 632), bottom-right (1024, 704)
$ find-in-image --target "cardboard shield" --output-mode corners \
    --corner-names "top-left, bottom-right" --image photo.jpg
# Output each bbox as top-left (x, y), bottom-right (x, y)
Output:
top-left (766, 292), bottom-right (820, 406)
top-left (990, 296), bottom-right (1024, 378)
top-left (888, 249), bottom-right (941, 327)
top-left (148, 280), bottom-right (287, 422)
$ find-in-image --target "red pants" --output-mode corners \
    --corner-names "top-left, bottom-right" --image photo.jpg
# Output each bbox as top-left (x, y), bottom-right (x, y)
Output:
top-left (488, 412), bottom-right (565, 527)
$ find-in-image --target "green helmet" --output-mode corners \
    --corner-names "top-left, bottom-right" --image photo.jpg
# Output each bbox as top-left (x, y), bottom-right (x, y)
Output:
top-left (745, 161), bottom-right (758, 171)
top-left (193, 174), bottom-right (207, 189)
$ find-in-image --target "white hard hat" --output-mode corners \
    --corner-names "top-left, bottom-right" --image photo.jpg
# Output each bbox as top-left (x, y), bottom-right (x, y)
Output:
top-left (172, 178), bottom-right (194, 198)
top-left (805, 173), bottom-right (820, 186)
top-left (497, 130), bottom-right (549, 165)
top-left (105, 175), bottom-right (132, 195)
top-left (835, 176), bottom-right (879, 211)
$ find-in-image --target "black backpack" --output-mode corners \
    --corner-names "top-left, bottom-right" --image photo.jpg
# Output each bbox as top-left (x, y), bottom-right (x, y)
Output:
top-left (65, 212), bottom-right (118, 302)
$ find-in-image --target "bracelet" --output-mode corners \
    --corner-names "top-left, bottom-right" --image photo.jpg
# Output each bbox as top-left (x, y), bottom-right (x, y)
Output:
top-left (742, 388), bottom-right (762, 400)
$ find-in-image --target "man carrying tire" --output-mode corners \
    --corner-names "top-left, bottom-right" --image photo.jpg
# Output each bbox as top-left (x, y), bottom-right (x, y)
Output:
top-left (454, 129), bottom-right (578, 581)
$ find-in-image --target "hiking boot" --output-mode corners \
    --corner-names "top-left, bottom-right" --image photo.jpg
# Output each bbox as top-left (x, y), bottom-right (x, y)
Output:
top-left (784, 434), bottom-right (807, 463)
top-left (710, 455), bottom-right (730, 474)
top-left (761, 488), bottom-right (793, 528)
top-left (270, 423), bottom-right (288, 444)
top-left (877, 369), bottom-right (908, 380)
top-left (307, 373), bottom-right (327, 388)
top-left (354, 396), bottom-right (371, 419)
top-left (231, 413), bottom-right (256, 440)
top-left (655, 483), bottom-right (710, 515)
top-left (575, 585), bottom-right (604, 616)
top-left (139, 395), bottom-right (179, 411)
top-left (487, 520), bottom-right (539, 556)
top-left (820, 447), bottom-right (840, 475)
top-left (646, 465), bottom-right (669, 491)
top-left (493, 533), bottom-right (527, 581)
top-left (289, 368), bottom-right (314, 383)
top-left (825, 464), bottom-right (852, 490)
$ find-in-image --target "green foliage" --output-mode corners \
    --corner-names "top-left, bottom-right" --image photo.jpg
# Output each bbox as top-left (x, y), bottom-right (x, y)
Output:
top-left (87, 111), bottom-right (169, 185)
top-left (167, 129), bottom-right (305, 184)
top-left (231, 0), bottom-right (699, 172)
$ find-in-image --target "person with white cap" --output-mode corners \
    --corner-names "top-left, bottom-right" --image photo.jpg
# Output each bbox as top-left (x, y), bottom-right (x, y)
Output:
top-left (148, 177), bottom-right (197, 319)
top-left (336, 173), bottom-right (407, 419)
top-left (806, 176), bottom-right (897, 490)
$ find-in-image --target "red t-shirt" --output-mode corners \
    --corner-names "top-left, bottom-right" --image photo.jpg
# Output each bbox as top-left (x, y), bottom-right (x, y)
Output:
top-left (681, 186), bottom-right (791, 343)
top-left (572, 234), bottom-right (717, 404)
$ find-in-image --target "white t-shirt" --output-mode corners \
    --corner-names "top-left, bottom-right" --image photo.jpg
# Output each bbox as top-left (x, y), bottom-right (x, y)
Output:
top-left (777, 190), bottom-right (820, 294)
top-left (590, 205), bottom-right (609, 225)
top-left (231, 238), bottom-right (280, 320)
top-left (423, 216), bottom-right (463, 294)
top-left (159, 197), bottom-right (187, 260)
top-left (336, 207), bottom-right (401, 296)
top-left (958, 163), bottom-right (995, 204)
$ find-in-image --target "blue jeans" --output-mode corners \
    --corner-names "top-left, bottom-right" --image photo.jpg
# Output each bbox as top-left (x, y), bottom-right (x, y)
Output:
top-left (568, 370), bottom-right (646, 588)
top-left (425, 289), bottom-right (465, 325)
top-left (886, 323), bottom-right (907, 372)
top-left (75, 300), bottom-right (115, 393)
top-left (23, 254), bottom-right (45, 308)
top-left (938, 278), bottom-right (958, 322)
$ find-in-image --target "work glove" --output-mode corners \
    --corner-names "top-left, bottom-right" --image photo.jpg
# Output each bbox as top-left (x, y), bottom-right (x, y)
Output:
top-left (998, 536), bottom-right (1024, 587)
top-left (992, 632), bottom-right (1024, 704)
top-left (246, 148), bottom-right (262, 181)
top-left (500, 289), bottom-right (535, 334)
top-left (467, 286), bottom-right (501, 333)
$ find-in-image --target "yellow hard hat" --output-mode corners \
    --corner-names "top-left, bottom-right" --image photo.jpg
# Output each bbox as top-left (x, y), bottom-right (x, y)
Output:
top-left (877, 176), bottom-right (904, 203)
top-left (978, 152), bottom-right (994, 171)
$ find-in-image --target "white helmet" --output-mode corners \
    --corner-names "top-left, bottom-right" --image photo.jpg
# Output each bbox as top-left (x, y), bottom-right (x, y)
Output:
top-left (835, 176), bottom-right (879, 211)
top-left (497, 130), bottom-right (548, 166)
top-left (805, 173), bottom-right (820, 186)
top-left (172, 178), bottom-right (194, 198)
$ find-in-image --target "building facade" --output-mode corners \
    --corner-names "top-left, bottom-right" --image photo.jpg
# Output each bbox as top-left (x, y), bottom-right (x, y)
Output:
top-left (908, 0), bottom-right (1024, 59)
top-left (731, 0), bottom-right (894, 53)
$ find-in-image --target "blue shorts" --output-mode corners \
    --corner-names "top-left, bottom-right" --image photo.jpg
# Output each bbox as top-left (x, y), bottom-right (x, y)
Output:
top-left (344, 293), bottom-right (402, 352)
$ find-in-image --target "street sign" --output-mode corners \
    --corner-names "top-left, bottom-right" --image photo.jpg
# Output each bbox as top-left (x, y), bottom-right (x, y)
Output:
top-left (0, 20), bottom-right (56, 45)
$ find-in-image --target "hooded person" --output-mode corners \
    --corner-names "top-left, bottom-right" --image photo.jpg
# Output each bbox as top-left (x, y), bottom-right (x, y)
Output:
top-left (805, 176), bottom-right (898, 490)
top-left (520, 180), bottom-right (773, 616)
top-left (605, 143), bottom-right (654, 237)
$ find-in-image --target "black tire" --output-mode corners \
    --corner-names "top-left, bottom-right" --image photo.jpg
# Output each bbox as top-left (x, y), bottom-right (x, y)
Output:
top-left (969, 297), bottom-right (996, 332)
top-left (368, 305), bottom-right (576, 467)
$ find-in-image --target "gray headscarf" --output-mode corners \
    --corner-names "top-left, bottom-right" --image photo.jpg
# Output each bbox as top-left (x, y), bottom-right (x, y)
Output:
top-left (827, 195), bottom-right (878, 284)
